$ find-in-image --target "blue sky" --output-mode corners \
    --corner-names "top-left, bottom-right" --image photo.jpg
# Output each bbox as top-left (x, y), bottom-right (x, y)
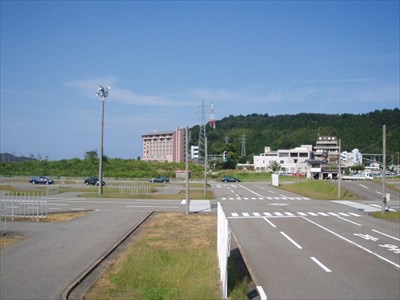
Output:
top-left (1, 1), bottom-right (399, 160)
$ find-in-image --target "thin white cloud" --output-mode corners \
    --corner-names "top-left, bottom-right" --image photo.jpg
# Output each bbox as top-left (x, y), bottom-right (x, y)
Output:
top-left (67, 78), bottom-right (195, 107)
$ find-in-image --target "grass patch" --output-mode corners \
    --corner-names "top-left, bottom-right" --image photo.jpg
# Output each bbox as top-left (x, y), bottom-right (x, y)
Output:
top-left (369, 211), bottom-right (400, 219)
top-left (86, 213), bottom-right (222, 300)
top-left (279, 180), bottom-right (358, 200)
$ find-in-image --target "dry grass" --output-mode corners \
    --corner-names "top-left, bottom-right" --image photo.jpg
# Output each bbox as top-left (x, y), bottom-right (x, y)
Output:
top-left (1, 211), bottom-right (89, 223)
top-left (0, 233), bottom-right (25, 250)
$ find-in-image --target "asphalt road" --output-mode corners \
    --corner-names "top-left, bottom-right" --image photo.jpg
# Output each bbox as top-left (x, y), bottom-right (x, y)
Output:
top-left (214, 181), bottom-right (400, 300)
top-left (1, 179), bottom-right (399, 300)
top-left (0, 181), bottom-right (212, 300)
top-left (0, 209), bottom-right (151, 300)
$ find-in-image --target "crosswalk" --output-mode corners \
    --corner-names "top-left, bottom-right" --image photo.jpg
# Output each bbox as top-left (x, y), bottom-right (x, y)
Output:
top-left (220, 196), bottom-right (310, 201)
top-left (228, 211), bottom-right (361, 218)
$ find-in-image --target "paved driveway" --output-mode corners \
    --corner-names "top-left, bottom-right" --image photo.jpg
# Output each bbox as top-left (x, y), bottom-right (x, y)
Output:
top-left (0, 209), bottom-right (150, 300)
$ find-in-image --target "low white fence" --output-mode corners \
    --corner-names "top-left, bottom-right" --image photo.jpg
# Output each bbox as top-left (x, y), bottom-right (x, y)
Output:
top-left (217, 202), bottom-right (231, 299)
top-left (118, 185), bottom-right (150, 195)
top-left (0, 193), bottom-right (48, 222)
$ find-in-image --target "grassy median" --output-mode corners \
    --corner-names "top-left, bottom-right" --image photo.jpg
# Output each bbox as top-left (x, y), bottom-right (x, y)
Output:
top-left (279, 180), bottom-right (358, 200)
top-left (86, 213), bottom-right (223, 299)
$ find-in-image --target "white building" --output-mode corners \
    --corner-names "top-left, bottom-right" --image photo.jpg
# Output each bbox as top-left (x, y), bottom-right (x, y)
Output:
top-left (254, 145), bottom-right (313, 174)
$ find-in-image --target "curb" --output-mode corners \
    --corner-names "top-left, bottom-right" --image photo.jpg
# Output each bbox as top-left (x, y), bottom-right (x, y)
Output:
top-left (60, 211), bottom-right (154, 300)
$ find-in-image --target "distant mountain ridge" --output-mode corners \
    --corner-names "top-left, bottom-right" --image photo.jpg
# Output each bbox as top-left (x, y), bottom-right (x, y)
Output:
top-left (0, 153), bottom-right (37, 162)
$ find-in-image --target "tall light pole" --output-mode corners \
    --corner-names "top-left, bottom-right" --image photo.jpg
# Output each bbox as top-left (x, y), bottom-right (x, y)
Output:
top-left (382, 124), bottom-right (387, 213)
top-left (338, 139), bottom-right (341, 200)
top-left (96, 85), bottom-right (110, 195)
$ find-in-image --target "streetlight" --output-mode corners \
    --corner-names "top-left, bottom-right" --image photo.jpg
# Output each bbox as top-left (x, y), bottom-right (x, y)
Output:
top-left (96, 85), bottom-right (110, 195)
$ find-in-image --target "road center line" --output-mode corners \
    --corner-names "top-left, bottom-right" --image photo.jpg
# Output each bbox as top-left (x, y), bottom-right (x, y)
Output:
top-left (359, 184), bottom-right (368, 189)
top-left (280, 231), bottom-right (303, 249)
top-left (310, 257), bottom-right (332, 272)
top-left (372, 229), bottom-right (400, 241)
top-left (302, 217), bottom-right (400, 269)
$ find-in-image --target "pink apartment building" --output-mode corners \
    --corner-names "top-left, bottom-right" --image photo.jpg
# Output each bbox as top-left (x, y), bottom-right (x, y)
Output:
top-left (141, 127), bottom-right (186, 162)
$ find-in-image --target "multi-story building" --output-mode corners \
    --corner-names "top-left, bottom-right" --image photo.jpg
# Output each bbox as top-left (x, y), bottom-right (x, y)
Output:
top-left (254, 145), bottom-right (313, 174)
top-left (314, 136), bottom-right (339, 164)
top-left (141, 127), bottom-right (186, 162)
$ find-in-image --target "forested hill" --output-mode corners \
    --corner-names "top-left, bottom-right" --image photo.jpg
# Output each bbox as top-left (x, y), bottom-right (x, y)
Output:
top-left (190, 108), bottom-right (400, 162)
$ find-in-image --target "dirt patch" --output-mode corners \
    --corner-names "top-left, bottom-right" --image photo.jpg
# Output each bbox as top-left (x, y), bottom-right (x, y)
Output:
top-left (0, 232), bottom-right (25, 250)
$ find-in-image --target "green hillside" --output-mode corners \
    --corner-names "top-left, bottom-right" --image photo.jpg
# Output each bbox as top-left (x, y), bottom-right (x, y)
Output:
top-left (189, 108), bottom-right (400, 165)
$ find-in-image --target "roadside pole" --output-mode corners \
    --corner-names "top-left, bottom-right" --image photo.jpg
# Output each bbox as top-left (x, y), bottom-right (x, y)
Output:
top-left (204, 137), bottom-right (208, 197)
top-left (338, 139), bottom-right (341, 200)
top-left (382, 124), bottom-right (387, 213)
top-left (186, 126), bottom-right (190, 214)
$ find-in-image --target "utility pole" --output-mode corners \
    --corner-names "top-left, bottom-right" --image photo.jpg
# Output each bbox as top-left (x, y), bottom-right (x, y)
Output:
top-left (185, 126), bottom-right (190, 214)
top-left (96, 85), bottom-right (110, 195)
top-left (338, 139), bottom-right (341, 200)
top-left (382, 124), bottom-right (387, 213)
top-left (204, 137), bottom-right (208, 196)
top-left (241, 133), bottom-right (246, 158)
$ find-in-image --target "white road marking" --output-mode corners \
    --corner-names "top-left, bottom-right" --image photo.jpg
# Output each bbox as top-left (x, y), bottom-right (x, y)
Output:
top-left (257, 286), bottom-right (268, 300)
top-left (281, 231), bottom-right (303, 249)
top-left (303, 217), bottom-right (400, 269)
top-left (263, 217), bottom-right (276, 228)
top-left (372, 229), bottom-right (400, 242)
top-left (359, 184), bottom-right (368, 189)
top-left (238, 184), bottom-right (264, 197)
top-left (338, 212), bottom-right (350, 217)
top-left (310, 257), bottom-right (332, 272)
top-left (336, 216), bottom-right (362, 226)
top-left (348, 212), bottom-right (361, 217)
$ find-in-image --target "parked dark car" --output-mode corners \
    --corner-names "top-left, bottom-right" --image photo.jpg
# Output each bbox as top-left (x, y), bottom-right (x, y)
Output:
top-left (84, 177), bottom-right (105, 186)
top-left (222, 176), bottom-right (241, 182)
top-left (29, 176), bottom-right (54, 184)
top-left (149, 176), bottom-right (170, 183)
